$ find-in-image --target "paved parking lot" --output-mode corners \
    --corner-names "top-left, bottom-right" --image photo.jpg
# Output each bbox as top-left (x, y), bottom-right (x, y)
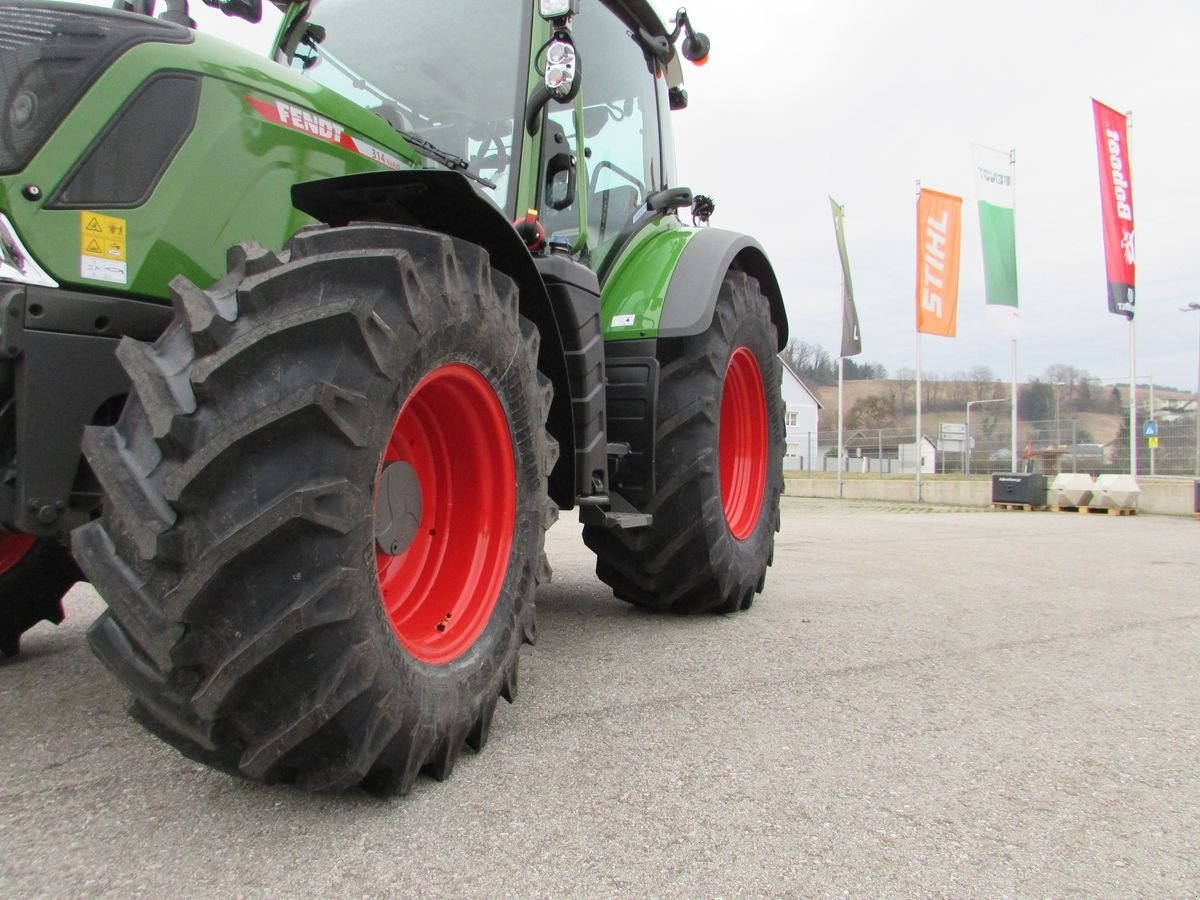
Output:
top-left (3, 498), bottom-right (1198, 897)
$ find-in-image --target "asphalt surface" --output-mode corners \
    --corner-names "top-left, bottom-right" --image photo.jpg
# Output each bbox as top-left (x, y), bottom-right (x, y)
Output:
top-left (2, 498), bottom-right (1198, 897)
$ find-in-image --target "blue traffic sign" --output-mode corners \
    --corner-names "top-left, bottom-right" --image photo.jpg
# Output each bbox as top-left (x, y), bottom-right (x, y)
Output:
top-left (1142, 421), bottom-right (1158, 437)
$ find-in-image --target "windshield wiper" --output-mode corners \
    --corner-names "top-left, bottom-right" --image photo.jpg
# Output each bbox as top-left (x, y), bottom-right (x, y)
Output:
top-left (393, 131), bottom-right (496, 191)
top-left (307, 43), bottom-right (496, 191)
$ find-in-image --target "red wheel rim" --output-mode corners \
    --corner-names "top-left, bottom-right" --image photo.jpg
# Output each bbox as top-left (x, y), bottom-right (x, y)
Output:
top-left (0, 533), bottom-right (35, 576)
top-left (375, 364), bottom-right (516, 665)
top-left (719, 347), bottom-right (767, 540)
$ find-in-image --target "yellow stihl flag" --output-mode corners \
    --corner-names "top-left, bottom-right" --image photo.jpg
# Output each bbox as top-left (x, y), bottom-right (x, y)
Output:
top-left (915, 188), bottom-right (962, 337)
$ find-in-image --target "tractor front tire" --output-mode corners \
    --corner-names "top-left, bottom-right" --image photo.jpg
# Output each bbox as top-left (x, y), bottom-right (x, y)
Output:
top-left (73, 224), bottom-right (555, 793)
top-left (0, 535), bottom-right (79, 658)
top-left (583, 271), bottom-right (784, 614)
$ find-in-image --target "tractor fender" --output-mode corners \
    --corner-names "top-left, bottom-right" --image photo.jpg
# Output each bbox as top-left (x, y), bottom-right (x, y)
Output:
top-left (659, 228), bottom-right (788, 350)
top-left (290, 170), bottom-right (578, 507)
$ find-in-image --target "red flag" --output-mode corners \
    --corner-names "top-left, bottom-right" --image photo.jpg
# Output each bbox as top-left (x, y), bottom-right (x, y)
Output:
top-left (915, 188), bottom-right (962, 337)
top-left (1092, 99), bottom-right (1135, 319)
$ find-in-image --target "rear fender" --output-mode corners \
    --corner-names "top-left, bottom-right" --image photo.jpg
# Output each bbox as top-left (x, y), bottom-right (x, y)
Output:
top-left (659, 228), bottom-right (788, 350)
top-left (601, 225), bottom-right (787, 350)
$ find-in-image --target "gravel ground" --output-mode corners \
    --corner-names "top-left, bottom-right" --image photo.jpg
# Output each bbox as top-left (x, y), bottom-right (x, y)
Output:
top-left (2, 497), bottom-right (1197, 897)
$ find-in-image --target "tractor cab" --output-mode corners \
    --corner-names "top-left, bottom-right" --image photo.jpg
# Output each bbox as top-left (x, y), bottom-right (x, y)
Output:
top-left (273, 0), bottom-right (706, 280)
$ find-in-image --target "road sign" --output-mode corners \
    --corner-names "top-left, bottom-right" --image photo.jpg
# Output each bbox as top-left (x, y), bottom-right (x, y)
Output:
top-left (1143, 421), bottom-right (1158, 438)
top-left (1148, 436), bottom-right (1159, 449)
top-left (940, 423), bottom-right (967, 436)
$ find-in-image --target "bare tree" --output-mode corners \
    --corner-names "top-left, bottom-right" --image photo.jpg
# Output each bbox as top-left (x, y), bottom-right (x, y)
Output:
top-left (969, 365), bottom-right (997, 401)
top-left (847, 394), bottom-right (897, 429)
top-left (891, 368), bottom-right (916, 414)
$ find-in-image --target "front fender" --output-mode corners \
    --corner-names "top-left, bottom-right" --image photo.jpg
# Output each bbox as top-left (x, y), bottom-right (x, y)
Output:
top-left (291, 170), bottom-right (581, 507)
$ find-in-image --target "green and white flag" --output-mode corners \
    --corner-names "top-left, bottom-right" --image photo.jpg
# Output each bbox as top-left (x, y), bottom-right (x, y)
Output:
top-left (971, 144), bottom-right (1019, 336)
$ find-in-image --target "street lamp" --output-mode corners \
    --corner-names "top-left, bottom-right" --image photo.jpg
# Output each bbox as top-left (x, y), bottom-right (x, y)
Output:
top-left (966, 397), bottom-right (1010, 476)
top-left (1183, 302), bottom-right (1200, 477)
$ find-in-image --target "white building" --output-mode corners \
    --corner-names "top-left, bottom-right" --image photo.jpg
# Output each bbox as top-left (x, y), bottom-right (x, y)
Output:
top-left (780, 360), bottom-right (822, 471)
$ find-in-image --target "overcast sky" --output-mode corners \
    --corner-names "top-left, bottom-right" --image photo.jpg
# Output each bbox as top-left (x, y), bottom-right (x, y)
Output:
top-left (661, 0), bottom-right (1200, 392)
top-left (66, 1), bottom-right (1200, 391)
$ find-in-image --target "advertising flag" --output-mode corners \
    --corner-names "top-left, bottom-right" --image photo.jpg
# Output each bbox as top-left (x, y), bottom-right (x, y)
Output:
top-left (971, 144), bottom-right (1020, 336)
top-left (1092, 99), bottom-right (1135, 318)
top-left (915, 188), bottom-right (962, 337)
top-left (829, 197), bottom-right (862, 357)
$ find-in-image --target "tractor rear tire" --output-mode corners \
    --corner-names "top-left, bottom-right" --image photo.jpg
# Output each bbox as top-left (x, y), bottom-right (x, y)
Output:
top-left (583, 271), bottom-right (783, 614)
top-left (0, 535), bottom-right (79, 658)
top-left (73, 224), bottom-right (556, 794)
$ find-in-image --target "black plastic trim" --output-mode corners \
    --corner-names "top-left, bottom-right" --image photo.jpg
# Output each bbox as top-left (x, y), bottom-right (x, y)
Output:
top-left (602, 338), bottom-right (658, 506)
top-left (659, 227), bottom-right (788, 349)
top-left (0, 282), bottom-right (171, 535)
top-left (533, 253), bottom-right (607, 504)
top-left (47, 71), bottom-right (201, 209)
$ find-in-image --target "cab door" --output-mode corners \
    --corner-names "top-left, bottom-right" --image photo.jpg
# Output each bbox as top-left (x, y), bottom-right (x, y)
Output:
top-left (532, 2), bottom-right (670, 277)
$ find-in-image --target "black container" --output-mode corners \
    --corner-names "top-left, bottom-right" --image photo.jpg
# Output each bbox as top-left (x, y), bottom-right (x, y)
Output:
top-left (992, 472), bottom-right (1047, 506)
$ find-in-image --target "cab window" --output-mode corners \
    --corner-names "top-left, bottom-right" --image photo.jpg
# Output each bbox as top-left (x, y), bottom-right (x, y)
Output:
top-left (539, 1), bottom-right (664, 272)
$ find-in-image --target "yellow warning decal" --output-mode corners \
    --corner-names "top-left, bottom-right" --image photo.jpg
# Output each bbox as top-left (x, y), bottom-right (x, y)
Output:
top-left (80, 211), bottom-right (127, 262)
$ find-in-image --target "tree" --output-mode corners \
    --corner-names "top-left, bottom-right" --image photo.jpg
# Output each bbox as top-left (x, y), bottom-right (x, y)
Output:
top-left (782, 339), bottom-right (886, 387)
top-left (1107, 386), bottom-right (1123, 414)
top-left (843, 357), bottom-right (888, 380)
top-left (1019, 379), bottom-right (1054, 421)
top-left (968, 365), bottom-right (998, 401)
top-left (782, 339), bottom-right (835, 386)
top-left (847, 394), bottom-right (897, 429)
top-left (1076, 377), bottom-right (1098, 412)
top-left (890, 368), bottom-right (916, 414)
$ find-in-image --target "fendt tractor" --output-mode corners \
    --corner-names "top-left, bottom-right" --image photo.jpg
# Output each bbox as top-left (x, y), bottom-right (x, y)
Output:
top-left (0, 0), bottom-right (787, 793)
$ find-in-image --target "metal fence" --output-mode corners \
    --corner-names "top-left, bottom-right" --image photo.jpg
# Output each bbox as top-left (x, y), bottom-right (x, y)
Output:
top-left (784, 415), bottom-right (1200, 478)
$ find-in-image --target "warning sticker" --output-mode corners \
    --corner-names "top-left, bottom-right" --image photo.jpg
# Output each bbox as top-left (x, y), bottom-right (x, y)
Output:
top-left (80, 211), bottom-right (127, 284)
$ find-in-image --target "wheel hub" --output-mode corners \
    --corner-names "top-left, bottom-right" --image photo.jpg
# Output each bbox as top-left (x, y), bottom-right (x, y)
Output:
top-left (374, 461), bottom-right (422, 557)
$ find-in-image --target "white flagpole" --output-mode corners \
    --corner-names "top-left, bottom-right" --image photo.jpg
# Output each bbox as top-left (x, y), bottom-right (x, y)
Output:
top-left (1010, 338), bottom-right (1019, 469)
top-left (1009, 149), bottom-right (1020, 470)
top-left (1126, 109), bottom-right (1138, 479)
top-left (837, 356), bottom-right (844, 497)
top-left (916, 335), bottom-right (924, 499)
top-left (915, 180), bottom-right (923, 501)
top-left (1130, 319), bottom-right (1138, 477)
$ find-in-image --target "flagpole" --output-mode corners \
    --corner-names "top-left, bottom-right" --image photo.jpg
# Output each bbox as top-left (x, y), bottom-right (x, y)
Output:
top-left (837, 356), bottom-right (845, 497)
top-left (1010, 338), bottom-right (1019, 469)
top-left (914, 179), bottom-right (923, 502)
top-left (1009, 149), bottom-right (1020, 470)
top-left (830, 196), bottom-right (862, 498)
top-left (916, 333), bottom-right (923, 500)
top-left (1126, 109), bottom-right (1138, 479)
top-left (1130, 318), bottom-right (1138, 477)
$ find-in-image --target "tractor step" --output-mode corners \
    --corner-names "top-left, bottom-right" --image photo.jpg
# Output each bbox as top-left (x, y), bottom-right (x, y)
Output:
top-left (577, 489), bottom-right (651, 530)
top-left (578, 507), bottom-right (652, 529)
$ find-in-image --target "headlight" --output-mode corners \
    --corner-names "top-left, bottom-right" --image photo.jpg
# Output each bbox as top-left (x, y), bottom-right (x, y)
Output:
top-left (0, 2), bottom-right (192, 174)
top-left (544, 39), bottom-right (577, 97)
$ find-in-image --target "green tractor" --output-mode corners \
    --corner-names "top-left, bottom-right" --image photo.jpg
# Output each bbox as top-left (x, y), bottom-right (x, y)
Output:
top-left (0, 0), bottom-right (787, 792)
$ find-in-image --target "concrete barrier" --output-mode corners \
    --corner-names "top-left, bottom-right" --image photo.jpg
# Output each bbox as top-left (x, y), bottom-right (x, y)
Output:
top-left (783, 475), bottom-right (1197, 517)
